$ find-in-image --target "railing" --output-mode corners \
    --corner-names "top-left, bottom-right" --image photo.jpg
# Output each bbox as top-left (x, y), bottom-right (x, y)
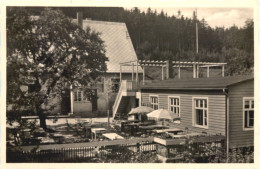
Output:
top-left (112, 81), bottom-right (125, 118)
top-left (8, 139), bottom-right (156, 162)
top-left (112, 80), bottom-right (137, 118)
top-left (7, 135), bottom-right (226, 162)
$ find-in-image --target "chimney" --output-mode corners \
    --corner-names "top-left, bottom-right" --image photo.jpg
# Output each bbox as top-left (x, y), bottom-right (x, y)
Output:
top-left (166, 60), bottom-right (174, 79)
top-left (77, 12), bottom-right (83, 28)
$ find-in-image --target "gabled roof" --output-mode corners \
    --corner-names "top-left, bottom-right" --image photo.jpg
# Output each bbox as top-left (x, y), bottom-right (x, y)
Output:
top-left (141, 74), bottom-right (254, 90)
top-left (81, 20), bottom-right (142, 73)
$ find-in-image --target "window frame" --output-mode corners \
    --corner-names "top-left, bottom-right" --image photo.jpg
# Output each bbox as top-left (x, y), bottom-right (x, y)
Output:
top-left (111, 78), bottom-right (120, 93)
top-left (168, 96), bottom-right (181, 117)
top-left (243, 97), bottom-right (254, 131)
top-left (149, 95), bottom-right (159, 110)
top-left (96, 77), bottom-right (105, 93)
top-left (192, 97), bottom-right (209, 129)
top-left (73, 89), bottom-right (90, 102)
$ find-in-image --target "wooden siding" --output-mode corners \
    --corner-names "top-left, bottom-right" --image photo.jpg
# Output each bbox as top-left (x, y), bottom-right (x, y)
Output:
top-left (141, 90), bottom-right (226, 135)
top-left (228, 80), bottom-right (254, 148)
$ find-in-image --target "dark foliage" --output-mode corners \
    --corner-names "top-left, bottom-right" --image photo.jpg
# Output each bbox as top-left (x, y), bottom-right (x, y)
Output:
top-left (20, 7), bottom-right (254, 76)
top-left (7, 8), bottom-right (108, 129)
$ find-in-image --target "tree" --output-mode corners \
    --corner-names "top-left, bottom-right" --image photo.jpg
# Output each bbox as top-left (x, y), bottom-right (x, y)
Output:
top-left (7, 8), bottom-right (108, 130)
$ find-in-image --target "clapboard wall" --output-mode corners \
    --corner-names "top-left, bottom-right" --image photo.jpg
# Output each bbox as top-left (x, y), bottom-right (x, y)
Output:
top-left (141, 90), bottom-right (226, 135)
top-left (228, 79), bottom-right (254, 148)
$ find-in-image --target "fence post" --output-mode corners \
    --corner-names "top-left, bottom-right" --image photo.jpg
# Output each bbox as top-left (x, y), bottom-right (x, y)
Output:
top-left (137, 143), bottom-right (140, 152)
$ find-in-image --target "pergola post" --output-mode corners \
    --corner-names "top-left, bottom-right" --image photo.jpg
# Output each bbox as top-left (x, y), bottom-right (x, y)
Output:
top-left (193, 64), bottom-right (197, 78)
top-left (196, 64), bottom-right (200, 78)
top-left (162, 66), bottom-right (164, 80)
top-left (166, 61), bottom-right (169, 79)
top-left (207, 66), bottom-right (210, 78)
top-left (222, 65), bottom-right (225, 77)
top-left (120, 65), bottom-right (122, 83)
top-left (178, 66), bottom-right (181, 79)
top-left (143, 66), bottom-right (145, 84)
top-left (132, 63), bottom-right (134, 81)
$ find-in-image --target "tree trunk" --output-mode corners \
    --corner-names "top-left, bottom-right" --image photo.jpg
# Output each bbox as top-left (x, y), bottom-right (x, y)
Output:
top-left (38, 111), bottom-right (47, 130)
top-left (33, 77), bottom-right (47, 130)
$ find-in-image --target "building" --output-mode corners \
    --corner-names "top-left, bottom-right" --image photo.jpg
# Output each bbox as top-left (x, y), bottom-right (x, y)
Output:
top-left (139, 74), bottom-right (254, 148)
top-left (112, 59), bottom-right (254, 149)
top-left (70, 14), bottom-right (143, 116)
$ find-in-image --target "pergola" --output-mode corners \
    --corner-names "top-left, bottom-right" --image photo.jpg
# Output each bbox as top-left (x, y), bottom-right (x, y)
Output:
top-left (119, 60), bottom-right (227, 84)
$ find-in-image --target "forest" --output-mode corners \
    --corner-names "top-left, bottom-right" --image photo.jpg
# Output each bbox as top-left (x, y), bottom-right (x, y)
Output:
top-left (25, 7), bottom-right (254, 75)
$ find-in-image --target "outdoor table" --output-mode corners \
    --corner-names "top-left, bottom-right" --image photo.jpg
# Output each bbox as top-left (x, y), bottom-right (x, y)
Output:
top-left (153, 128), bottom-right (183, 134)
top-left (139, 125), bottom-right (168, 130)
top-left (91, 128), bottom-right (107, 140)
top-left (171, 134), bottom-right (186, 138)
top-left (185, 132), bottom-right (205, 137)
top-left (171, 132), bottom-right (205, 139)
top-left (102, 133), bottom-right (124, 140)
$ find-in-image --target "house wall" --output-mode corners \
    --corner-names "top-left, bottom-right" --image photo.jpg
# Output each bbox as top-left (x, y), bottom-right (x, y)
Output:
top-left (228, 80), bottom-right (254, 148)
top-left (73, 100), bottom-right (92, 114)
top-left (141, 90), bottom-right (226, 135)
top-left (73, 73), bottom-right (143, 115)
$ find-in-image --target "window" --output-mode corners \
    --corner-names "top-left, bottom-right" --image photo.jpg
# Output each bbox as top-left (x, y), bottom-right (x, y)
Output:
top-left (74, 90), bottom-right (82, 101)
top-left (193, 98), bottom-right (208, 128)
top-left (96, 78), bottom-right (104, 93)
top-left (169, 97), bottom-right (180, 117)
top-left (111, 78), bottom-right (120, 93)
top-left (150, 96), bottom-right (159, 110)
top-left (243, 97), bottom-right (254, 130)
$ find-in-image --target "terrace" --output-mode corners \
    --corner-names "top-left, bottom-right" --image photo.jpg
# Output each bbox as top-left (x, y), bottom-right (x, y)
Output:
top-left (7, 116), bottom-right (225, 163)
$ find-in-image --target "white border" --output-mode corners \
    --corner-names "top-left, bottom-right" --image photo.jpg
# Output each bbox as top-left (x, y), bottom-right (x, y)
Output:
top-left (192, 96), bottom-right (209, 129)
top-left (243, 97), bottom-right (254, 131)
top-left (1, 1), bottom-right (258, 169)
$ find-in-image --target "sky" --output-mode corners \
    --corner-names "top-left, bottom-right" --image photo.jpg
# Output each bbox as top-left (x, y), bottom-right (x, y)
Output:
top-left (126, 7), bottom-right (253, 28)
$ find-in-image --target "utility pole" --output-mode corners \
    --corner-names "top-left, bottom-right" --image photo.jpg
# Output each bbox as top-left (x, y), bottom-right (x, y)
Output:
top-left (196, 9), bottom-right (199, 54)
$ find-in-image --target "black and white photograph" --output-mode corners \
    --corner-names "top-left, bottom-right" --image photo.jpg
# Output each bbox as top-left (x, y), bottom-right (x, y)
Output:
top-left (1, 0), bottom-right (257, 167)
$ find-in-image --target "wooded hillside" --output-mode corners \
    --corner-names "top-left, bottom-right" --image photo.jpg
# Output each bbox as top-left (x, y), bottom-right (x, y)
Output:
top-left (23, 7), bottom-right (254, 76)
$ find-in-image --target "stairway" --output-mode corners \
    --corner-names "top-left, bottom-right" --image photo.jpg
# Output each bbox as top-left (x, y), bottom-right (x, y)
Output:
top-left (112, 80), bottom-right (138, 119)
top-left (113, 97), bottom-right (129, 120)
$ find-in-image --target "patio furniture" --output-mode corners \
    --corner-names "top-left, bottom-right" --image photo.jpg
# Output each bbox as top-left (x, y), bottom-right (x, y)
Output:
top-left (91, 128), bottom-right (107, 140)
top-left (147, 109), bottom-right (180, 122)
top-left (125, 123), bottom-right (139, 136)
top-left (102, 133), bottom-right (124, 140)
top-left (128, 106), bottom-right (154, 122)
top-left (185, 132), bottom-right (206, 137)
top-left (153, 128), bottom-right (183, 135)
top-left (139, 120), bottom-right (156, 126)
top-left (139, 125), bottom-right (168, 135)
top-left (128, 106), bottom-right (154, 116)
top-left (169, 132), bottom-right (206, 139)
top-left (139, 125), bottom-right (168, 130)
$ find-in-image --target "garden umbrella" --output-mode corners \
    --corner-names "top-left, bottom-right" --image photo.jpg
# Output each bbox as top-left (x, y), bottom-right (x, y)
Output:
top-left (147, 109), bottom-right (180, 121)
top-left (128, 106), bottom-right (154, 116)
